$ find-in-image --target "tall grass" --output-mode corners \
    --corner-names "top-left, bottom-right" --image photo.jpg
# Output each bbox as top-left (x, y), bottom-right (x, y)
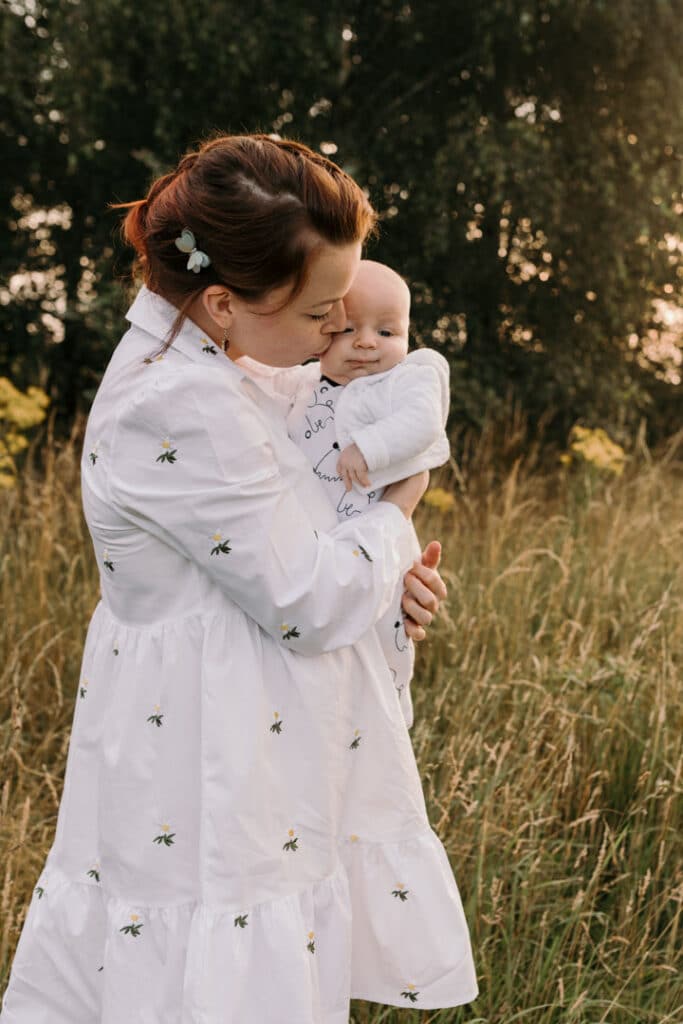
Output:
top-left (1, 414), bottom-right (681, 1023)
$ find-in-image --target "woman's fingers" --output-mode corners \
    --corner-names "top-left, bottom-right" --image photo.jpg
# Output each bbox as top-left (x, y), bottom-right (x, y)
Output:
top-left (403, 572), bottom-right (440, 612)
top-left (403, 617), bottom-right (427, 642)
top-left (398, 539), bottom-right (446, 643)
top-left (403, 565), bottom-right (446, 602)
top-left (401, 592), bottom-right (434, 627)
top-left (420, 539), bottom-right (442, 569)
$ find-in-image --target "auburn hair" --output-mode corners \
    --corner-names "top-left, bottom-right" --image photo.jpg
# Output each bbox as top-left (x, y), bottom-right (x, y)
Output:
top-left (111, 133), bottom-right (379, 352)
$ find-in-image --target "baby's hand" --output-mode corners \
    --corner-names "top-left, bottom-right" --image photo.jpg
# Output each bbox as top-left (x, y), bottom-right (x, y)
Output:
top-left (337, 443), bottom-right (371, 491)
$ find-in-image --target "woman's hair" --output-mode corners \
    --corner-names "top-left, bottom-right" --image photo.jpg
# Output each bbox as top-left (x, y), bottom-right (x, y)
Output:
top-left (111, 133), bottom-right (378, 351)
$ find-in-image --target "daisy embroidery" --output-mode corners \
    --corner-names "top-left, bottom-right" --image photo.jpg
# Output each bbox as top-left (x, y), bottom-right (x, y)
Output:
top-left (86, 861), bottom-right (101, 882)
top-left (89, 441), bottom-right (100, 465)
top-left (120, 913), bottom-right (143, 937)
top-left (79, 678), bottom-right (88, 699)
top-left (349, 728), bottom-right (362, 749)
top-left (392, 881), bottom-right (410, 901)
top-left (153, 823), bottom-right (176, 846)
top-left (306, 930), bottom-right (315, 954)
top-left (234, 913), bottom-right (249, 928)
top-left (282, 828), bottom-right (299, 852)
top-left (401, 982), bottom-right (419, 1003)
top-left (352, 544), bottom-right (373, 562)
top-left (147, 704), bottom-right (164, 727)
top-left (269, 711), bottom-right (283, 734)
top-left (281, 623), bottom-right (301, 641)
top-left (156, 436), bottom-right (178, 464)
top-left (103, 549), bottom-right (115, 573)
top-left (200, 337), bottom-right (217, 355)
top-left (210, 531), bottom-right (231, 555)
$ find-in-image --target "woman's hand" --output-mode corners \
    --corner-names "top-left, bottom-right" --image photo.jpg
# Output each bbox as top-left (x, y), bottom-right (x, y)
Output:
top-left (401, 540), bottom-right (447, 641)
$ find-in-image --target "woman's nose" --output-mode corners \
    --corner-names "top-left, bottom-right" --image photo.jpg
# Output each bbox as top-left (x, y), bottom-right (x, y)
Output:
top-left (321, 300), bottom-right (346, 334)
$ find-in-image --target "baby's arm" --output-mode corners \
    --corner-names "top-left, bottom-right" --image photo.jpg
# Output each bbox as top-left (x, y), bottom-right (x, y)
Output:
top-left (349, 364), bottom-right (445, 474)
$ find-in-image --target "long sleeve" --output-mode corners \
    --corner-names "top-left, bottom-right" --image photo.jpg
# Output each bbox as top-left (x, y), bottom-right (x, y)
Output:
top-left (108, 367), bottom-right (417, 656)
top-left (349, 364), bottom-right (445, 473)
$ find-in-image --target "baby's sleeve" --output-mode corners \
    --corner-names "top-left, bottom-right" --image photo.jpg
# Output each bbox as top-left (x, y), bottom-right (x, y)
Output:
top-left (108, 367), bottom-right (417, 656)
top-left (350, 364), bottom-right (445, 473)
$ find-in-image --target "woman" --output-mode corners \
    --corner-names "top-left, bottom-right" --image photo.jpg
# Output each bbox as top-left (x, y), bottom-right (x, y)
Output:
top-left (1, 134), bottom-right (477, 1023)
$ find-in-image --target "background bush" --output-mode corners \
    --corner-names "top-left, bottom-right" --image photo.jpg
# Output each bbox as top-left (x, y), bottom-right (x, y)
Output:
top-left (1, 0), bottom-right (682, 449)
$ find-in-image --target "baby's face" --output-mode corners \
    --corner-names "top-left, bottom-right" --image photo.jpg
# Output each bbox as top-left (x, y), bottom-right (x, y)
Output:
top-left (319, 265), bottom-right (410, 384)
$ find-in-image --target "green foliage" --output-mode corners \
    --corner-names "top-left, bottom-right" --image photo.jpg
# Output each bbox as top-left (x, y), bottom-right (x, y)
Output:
top-left (1, 0), bottom-right (682, 443)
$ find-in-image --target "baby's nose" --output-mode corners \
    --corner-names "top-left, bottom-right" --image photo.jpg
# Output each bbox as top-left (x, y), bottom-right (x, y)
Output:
top-left (354, 328), bottom-right (377, 348)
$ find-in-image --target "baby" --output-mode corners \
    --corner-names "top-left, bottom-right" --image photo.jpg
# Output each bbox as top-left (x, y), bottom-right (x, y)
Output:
top-left (284, 260), bottom-right (451, 728)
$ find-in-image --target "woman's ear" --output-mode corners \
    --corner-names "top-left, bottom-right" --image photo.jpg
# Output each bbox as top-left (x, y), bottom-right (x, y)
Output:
top-left (200, 285), bottom-right (235, 329)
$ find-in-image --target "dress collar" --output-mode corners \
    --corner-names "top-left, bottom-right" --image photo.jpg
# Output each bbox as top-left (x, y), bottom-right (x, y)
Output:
top-left (124, 284), bottom-right (251, 383)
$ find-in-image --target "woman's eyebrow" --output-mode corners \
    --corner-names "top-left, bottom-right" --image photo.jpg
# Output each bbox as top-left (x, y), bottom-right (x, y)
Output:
top-left (309, 297), bottom-right (342, 307)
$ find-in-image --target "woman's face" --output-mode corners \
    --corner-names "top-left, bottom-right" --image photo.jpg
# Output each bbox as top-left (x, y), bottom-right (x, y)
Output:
top-left (221, 240), bottom-right (362, 368)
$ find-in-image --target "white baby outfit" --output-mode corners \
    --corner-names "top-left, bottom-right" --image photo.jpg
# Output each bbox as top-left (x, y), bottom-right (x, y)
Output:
top-left (330, 348), bottom-right (451, 494)
top-left (0, 286), bottom-right (477, 1024)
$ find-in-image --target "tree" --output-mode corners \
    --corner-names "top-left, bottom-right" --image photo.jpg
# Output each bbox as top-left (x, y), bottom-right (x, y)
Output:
top-left (1, 0), bottom-right (681, 444)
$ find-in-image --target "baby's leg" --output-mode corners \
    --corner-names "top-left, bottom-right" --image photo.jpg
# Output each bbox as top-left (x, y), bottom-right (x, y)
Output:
top-left (374, 586), bottom-right (416, 729)
top-left (355, 486), bottom-right (422, 727)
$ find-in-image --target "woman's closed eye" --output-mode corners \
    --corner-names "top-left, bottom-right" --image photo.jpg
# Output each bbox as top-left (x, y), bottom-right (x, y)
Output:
top-left (308, 310), bottom-right (331, 321)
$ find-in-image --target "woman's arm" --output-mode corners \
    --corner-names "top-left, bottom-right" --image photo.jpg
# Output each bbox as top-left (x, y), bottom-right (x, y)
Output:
top-left (108, 367), bottom-right (419, 657)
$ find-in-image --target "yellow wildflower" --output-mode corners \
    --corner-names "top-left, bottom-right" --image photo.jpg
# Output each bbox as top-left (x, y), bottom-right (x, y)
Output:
top-left (566, 425), bottom-right (626, 476)
top-left (0, 378), bottom-right (50, 488)
top-left (422, 486), bottom-right (455, 512)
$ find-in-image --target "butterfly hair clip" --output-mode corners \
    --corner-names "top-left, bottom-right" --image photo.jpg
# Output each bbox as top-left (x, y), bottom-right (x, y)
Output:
top-left (174, 228), bottom-right (211, 273)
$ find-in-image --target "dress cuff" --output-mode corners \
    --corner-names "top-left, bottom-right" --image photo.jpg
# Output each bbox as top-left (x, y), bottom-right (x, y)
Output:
top-left (365, 499), bottom-right (417, 569)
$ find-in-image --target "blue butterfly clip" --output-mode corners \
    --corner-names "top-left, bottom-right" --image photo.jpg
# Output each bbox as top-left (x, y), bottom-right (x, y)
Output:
top-left (174, 228), bottom-right (211, 273)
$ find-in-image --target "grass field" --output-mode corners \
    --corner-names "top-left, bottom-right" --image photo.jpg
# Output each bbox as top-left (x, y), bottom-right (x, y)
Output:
top-left (1, 416), bottom-right (681, 1023)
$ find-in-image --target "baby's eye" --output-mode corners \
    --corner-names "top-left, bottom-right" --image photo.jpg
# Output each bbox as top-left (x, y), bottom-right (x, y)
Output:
top-left (378, 329), bottom-right (393, 337)
top-left (340, 326), bottom-right (355, 333)
top-left (308, 311), bottom-right (330, 321)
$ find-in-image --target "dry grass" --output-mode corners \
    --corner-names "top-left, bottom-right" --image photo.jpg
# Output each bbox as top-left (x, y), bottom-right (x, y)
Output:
top-left (1, 414), bottom-right (682, 1023)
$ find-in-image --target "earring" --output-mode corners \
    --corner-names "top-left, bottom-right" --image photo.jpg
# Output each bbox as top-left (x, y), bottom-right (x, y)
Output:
top-left (220, 325), bottom-right (230, 353)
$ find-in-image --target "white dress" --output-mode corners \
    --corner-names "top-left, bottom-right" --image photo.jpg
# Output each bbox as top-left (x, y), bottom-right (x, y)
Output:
top-left (0, 285), bottom-right (478, 1023)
